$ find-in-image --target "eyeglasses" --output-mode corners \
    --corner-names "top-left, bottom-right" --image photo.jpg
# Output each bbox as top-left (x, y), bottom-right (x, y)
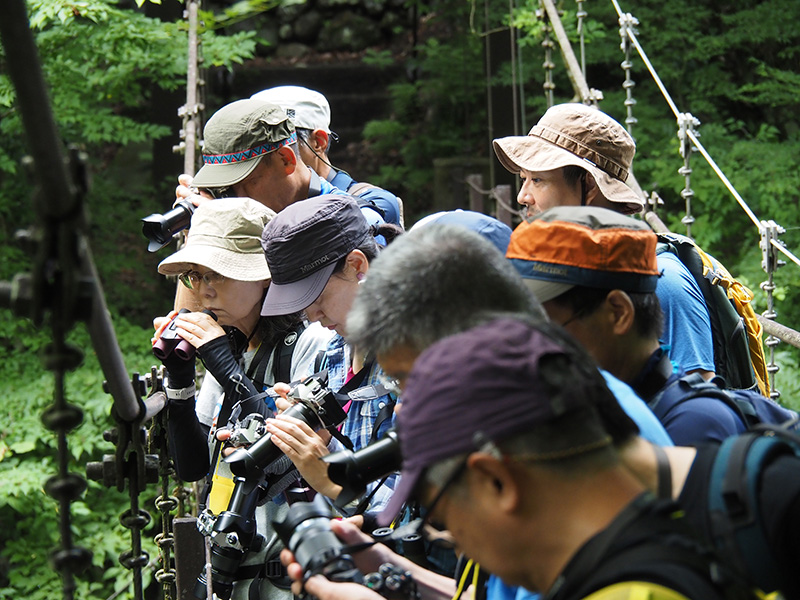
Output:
top-left (410, 455), bottom-right (470, 549)
top-left (207, 186), bottom-right (232, 199)
top-left (179, 270), bottom-right (226, 290)
top-left (560, 294), bottom-right (608, 328)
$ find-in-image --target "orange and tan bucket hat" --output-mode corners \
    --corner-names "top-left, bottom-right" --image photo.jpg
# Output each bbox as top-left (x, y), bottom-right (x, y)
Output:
top-left (506, 205), bottom-right (661, 303)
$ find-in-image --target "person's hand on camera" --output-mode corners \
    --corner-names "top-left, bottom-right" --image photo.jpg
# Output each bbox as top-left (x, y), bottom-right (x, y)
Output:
top-left (280, 518), bottom-right (404, 600)
top-left (305, 575), bottom-right (382, 600)
top-left (266, 415), bottom-right (338, 498)
top-left (268, 382), bottom-right (293, 412)
top-left (176, 173), bottom-right (213, 209)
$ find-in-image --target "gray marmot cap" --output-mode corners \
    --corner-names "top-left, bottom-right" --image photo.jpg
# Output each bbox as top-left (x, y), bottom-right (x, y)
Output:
top-left (260, 195), bottom-right (375, 316)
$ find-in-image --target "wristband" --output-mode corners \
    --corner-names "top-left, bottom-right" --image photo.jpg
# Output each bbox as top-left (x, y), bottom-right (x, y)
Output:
top-left (166, 384), bottom-right (196, 401)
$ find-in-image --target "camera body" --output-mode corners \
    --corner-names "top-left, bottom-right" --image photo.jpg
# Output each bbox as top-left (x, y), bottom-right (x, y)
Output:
top-left (194, 475), bottom-right (265, 600)
top-left (225, 375), bottom-right (348, 480)
top-left (228, 413), bottom-right (268, 447)
top-left (194, 374), bottom-right (348, 599)
top-left (142, 199), bottom-right (195, 252)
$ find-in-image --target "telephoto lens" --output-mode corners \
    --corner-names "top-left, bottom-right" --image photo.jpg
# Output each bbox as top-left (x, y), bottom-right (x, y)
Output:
top-left (273, 495), bottom-right (363, 583)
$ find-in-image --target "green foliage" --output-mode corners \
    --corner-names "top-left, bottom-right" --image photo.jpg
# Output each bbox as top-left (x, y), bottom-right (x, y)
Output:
top-left (361, 0), bottom-right (488, 213)
top-left (0, 1), bottom-right (261, 595)
top-left (198, 0), bottom-right (284, 31)
top-left (0, 309), bottom-right (164, 598)
top-left (362, 48), bottom-right (396, 69)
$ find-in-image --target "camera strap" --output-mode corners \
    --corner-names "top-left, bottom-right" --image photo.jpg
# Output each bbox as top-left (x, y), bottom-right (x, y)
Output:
top-left (334, 359), bottom-right (395, 445)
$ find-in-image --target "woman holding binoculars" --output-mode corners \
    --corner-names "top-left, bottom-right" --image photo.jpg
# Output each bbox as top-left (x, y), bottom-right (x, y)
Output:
top-left (151, 197), bottom-right (333, 600)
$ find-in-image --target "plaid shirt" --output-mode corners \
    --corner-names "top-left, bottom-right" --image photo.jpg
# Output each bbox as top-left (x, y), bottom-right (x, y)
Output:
top-left (311, 333), bottom-right (398, 513)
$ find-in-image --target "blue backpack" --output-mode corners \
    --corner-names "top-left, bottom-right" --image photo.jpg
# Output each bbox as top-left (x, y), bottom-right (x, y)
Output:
top-left (708, 423), bottom-right (800, 595)
top-left (652, 372), bottom-right (799, 430)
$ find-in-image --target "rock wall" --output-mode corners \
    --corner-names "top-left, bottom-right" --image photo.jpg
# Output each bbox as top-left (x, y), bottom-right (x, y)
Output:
top-left (205, 0), bottom-right (415, 182)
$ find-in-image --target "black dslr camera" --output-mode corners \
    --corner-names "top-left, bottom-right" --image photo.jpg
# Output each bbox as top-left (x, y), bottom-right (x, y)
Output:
top-left (225, 375), bottom-right (348, 479)
top-left (141, 199), bottom-right (194, 252)
top-left (273, 495), bottom-right (419, 600)
top-left (274, 494), bottom-right (363, 583)
top-left (324, 429), bottom-right (401, 506)
top-left (194, 374), bottom-right (348, 599)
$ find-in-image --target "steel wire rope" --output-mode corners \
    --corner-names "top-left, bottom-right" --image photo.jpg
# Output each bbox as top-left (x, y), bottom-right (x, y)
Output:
top-left (609, 0), bottom-right (765, 232)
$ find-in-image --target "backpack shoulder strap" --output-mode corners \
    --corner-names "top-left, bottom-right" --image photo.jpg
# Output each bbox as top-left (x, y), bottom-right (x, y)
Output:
top-left (348, 181), bottom-right (381, 197)
top-left (655, 233), bottom-right (759, 392)
top-left (649, 373), bottom-right (751, 428)
top-left (550, 495), bottom-right (754, 600)
top-left (708, 431), bottom-right (799, 593)
top-left (272, 321), bottom-right (306, 385)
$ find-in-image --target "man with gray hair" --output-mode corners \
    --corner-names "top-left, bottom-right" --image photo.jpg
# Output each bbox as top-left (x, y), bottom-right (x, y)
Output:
top-left (346, 222), bottom-right (544, 386)
top-left (346, 222), bottom-right (671, 447)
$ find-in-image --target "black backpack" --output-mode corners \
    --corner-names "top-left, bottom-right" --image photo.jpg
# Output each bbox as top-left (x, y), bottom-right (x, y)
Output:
top-left (650, 372), bottom-right (799, 431)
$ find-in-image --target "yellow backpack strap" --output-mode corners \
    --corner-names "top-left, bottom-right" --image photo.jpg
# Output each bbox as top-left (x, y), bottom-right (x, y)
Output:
top-left (580, 581), bottom-right (691, 600)
top-left (697, 247), bottom-right (771, 396)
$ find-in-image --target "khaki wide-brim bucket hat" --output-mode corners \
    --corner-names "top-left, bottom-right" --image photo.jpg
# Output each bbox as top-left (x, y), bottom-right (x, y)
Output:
top-left (493, 103), bottom-right (643, 213)
top-left (158, 197), bottom-right (275, 282)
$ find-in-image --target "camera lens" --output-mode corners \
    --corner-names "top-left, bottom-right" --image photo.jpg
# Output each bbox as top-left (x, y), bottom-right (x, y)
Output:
top-left (142, 200), bottom-right (195, 252)
top-left (273, 496), bottom-right (362, 583)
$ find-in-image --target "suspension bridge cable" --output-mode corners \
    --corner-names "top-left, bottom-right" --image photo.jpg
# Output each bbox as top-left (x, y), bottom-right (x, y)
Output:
top-left (771, 238), bottom-right (800, 270)
top-left (610, 0), bottom-right (767, 234)
top-left (684, 129), bottom-right (761, 229)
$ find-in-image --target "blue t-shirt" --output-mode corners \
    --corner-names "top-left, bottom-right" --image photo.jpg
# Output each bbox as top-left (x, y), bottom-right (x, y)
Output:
top-left (656, 252), bottom-right (714, 374)
top-left (601, 370), bottom-right (673, 446)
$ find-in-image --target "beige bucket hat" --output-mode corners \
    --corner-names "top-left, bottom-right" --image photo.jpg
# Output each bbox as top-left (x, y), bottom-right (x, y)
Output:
top-left (158, 197), bottom-right (275, 282)
top-left (493, 103), bottom-right (643, 212)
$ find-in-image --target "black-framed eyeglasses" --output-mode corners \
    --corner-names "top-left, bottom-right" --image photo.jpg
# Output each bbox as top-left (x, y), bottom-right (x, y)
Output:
top-left (179, 270), bottom-right (226, 290)
top-left (410, 455), bottom-right (470, 549)
top-left (559, 291), bottom-right (609, 328)
top-left (207, 186), bottom-right (232, 199)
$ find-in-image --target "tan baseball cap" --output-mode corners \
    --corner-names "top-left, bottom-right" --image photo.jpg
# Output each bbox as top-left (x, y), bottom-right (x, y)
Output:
top-left (493, 103), bottom-right (643, 213)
